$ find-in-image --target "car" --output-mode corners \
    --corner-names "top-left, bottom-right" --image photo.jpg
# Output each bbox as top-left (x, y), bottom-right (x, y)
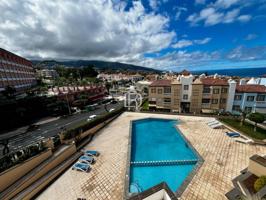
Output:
top-left (111, 100), bottom-right (117, 104)
top-left (109, 108), bottom-right (115, 112)
top-left (87, 115), bottom-right (97, 121)
top-left (89, 114), bottom-right (97, 119)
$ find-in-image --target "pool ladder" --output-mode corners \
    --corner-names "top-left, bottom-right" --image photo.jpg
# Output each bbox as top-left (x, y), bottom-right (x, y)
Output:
top-left (131, 181), bottom-right (143, 192)
top-left (131, 159), bottom-right (198, 166)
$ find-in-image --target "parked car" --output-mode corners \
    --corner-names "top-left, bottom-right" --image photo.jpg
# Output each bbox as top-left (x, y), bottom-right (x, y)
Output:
top-left (109, 108), bottom-right (115, 112)
top-left (87, 115), bottom-right (97, 121)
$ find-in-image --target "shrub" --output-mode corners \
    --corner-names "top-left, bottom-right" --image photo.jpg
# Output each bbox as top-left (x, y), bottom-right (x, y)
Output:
top-left (0, 142), bottom-right (46, 173)
top-left (248, 112), bottom-right (265, 132)
top-left (254, 176), bottom-right (266, 192)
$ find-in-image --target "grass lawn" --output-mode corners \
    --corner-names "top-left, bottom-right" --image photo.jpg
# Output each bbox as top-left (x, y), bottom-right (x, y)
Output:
top-left (220, 118), bottom-right (266, 140)
top-left (141, 99), bottom-right (149, 111)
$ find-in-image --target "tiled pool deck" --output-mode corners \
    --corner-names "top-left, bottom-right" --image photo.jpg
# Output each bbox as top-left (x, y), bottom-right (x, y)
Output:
top-left (37, 112), bottom-right (266, 200)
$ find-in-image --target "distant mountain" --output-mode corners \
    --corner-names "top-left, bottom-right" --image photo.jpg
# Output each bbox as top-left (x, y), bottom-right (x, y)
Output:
top-left (31, 60), bottom-right (160, 73)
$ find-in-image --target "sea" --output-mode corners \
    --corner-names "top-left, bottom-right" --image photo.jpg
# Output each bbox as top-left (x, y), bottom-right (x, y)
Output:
top-left (191, 67), bottom-right (266, 77)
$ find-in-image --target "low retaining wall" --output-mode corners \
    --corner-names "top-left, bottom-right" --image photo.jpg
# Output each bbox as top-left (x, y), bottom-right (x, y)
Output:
top-left (0, 149), bottom-right (52, 192)
top-left (1, 144), bottom-right (77, 200)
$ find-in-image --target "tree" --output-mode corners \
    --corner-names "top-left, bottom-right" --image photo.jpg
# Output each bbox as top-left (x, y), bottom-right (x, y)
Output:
top-left (240, 109), bottom-right (248, 126)
top-left (80, 65), bottom-right (98, 79)
top-left (248, 112), bottom-right (265, 132)
top-left (2, 86), bottom-right (16, 99)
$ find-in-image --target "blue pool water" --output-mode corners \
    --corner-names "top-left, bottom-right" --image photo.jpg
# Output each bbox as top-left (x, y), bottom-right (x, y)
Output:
top-left (129, 118), bottom-right (198, 193)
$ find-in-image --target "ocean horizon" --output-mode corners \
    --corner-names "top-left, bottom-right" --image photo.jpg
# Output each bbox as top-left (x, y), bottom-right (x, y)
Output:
top-left (190, 67), bottom-right (266, 77)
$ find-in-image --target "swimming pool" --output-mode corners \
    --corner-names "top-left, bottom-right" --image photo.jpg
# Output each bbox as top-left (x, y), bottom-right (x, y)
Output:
top-left (128, 118), bottom-right (199, 194)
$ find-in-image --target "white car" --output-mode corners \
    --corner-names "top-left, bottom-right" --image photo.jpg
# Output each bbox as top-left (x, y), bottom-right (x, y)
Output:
top-left (87, 115), bottom-right (97, 121)
top-left (109, 108), bottom-right (115, 112)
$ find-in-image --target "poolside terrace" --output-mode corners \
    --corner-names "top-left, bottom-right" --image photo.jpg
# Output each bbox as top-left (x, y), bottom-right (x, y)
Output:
top-left (37, 112), bottom-right (266, 200)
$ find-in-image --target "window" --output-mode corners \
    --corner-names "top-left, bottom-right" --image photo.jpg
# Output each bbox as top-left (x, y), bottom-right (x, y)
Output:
top-left (234, 95), bottom-right (242, 100)
top-left (164, 98), bottom-right (171, 103)
top-left (220, 98), bottom-right (226, 104)
top-left (158, 89), bottom-right (162, 94)
top-left (247, 96), bottom-right (254, 102)
top-left (221, 88), bottom-right (228, 93)
top-left (149, 101), bottom-right (156, 104)
top-left (203, 87), bottom-right (211, 94)
top-left (211, 99), bottom-right (218, 104)
top-left (183, 85), bottom-right (189, 90)
top-left (232, 105), bottom-right (241, 111)
top-left (183, 94), bottom-right (188, 100)
top-left (213, 88), bottom-right (220, 94)
top-left (245, 107), bottom-right (252, 113)
top-left (257, 95), bottom-right (266, 102)
top-left (151, 88), bottom-right (156, 93)
top-left (202, 99), bottom-right (210, 103)
top-left (164, 87), bottom-right (171, 94)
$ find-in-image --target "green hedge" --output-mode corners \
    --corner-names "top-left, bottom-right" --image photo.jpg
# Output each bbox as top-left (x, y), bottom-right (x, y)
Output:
top-left (0, 142), bottom-right (46, 173)
top-left (62, 107), bottom-right (125, 140)
top-left (254, 176), bottom-right (266, 192)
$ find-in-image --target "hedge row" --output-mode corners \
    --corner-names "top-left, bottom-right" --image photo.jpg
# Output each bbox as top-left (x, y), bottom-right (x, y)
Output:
top-left (62, 107), bottom-right (125, 140)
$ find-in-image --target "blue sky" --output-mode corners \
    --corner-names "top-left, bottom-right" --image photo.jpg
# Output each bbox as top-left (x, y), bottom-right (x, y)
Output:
top-left (136, 0), bottom-right (266, 71)
top-left (0, 0), bottom-right (266, 71)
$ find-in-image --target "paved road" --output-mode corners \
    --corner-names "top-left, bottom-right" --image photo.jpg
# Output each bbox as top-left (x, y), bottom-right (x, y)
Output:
top-left (0, 102), bottom-right (123, 155)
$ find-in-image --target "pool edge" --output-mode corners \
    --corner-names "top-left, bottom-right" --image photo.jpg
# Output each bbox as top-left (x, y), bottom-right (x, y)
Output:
top-left (123, 117), bottom-right (205, 200)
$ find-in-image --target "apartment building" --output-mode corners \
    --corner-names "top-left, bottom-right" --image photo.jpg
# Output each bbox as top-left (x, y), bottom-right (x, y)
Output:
top-left (232, 84), bottom-right (266, 114)
top-left (37, 69), bottom-right (59, 79)
top-left (192, 77), bottom-right (236, 114)
top-left (148, 75), bottom-right (236, 114)
top-left (0, 48), bottom-right (36, 93)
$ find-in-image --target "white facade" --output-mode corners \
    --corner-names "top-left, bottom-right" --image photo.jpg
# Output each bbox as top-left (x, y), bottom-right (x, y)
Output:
top-left (179, 74), bottom-right (193, 102)
top-left (226, 79), bottom-right (237, 112)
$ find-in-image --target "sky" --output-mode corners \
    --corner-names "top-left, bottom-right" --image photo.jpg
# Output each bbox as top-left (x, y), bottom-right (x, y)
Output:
top-left (0, 0), bottom-right (266, 71)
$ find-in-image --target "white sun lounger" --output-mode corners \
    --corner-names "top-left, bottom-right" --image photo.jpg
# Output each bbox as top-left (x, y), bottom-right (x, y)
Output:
top-left (207, 120), bottom-right (217, 125)
top-left (208, 121), bottom-right (220, 126)
top-left (209, 123), bottom-right (223, 129)
top-left (235, 138), bottom-right (253, 144)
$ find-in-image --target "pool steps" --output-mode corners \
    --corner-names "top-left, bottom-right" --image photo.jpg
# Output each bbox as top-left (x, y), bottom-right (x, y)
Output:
top-left (131, 159), bottom-right (198, 166)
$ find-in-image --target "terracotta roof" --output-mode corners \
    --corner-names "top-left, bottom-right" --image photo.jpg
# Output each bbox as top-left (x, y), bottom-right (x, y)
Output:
top-left (236, 85), bottom-right (266, 93)
top-left (150, 79), bottom-right (171, 87)
top-left (201, 78), bottom-right (228, 86)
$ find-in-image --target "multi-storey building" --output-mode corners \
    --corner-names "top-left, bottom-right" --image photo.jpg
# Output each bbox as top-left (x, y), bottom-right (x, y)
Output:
top-left (0, 48), bottom-right (36, 93)
top-left (37, 69), bottom-right (59, 80)
top-left (232, 84), bottom-right (266, 113)
top-left (148, 75), bottom-right (237, 114)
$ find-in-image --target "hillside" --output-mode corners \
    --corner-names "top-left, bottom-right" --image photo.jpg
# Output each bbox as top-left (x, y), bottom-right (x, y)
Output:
top-left (31, 60), bottom-right (160, 73)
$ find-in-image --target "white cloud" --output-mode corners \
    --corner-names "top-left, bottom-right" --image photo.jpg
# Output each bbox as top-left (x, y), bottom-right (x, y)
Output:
top-left (238, 15), bottom-right (251, 22)
top-left (175, 7), bottom-right (187, 20)
top-left (172, 40), bottom-right (193, 48)
top-left (245, 34), bottom-right (258, 41)
top-left (172, 37), bottom-right (211, 48)
top-left (194, 37), bottom-right (212, 44)
top-left (227, 46), bottom-right (266, 60)
top-left (149, 0), bottom-right (158, 10)
top-left (214, 0), bottom-right (240, 9)
top-left (0, 0), bottom-right (175, 64)
top-left (187, 6), bottom-right (251, 26)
